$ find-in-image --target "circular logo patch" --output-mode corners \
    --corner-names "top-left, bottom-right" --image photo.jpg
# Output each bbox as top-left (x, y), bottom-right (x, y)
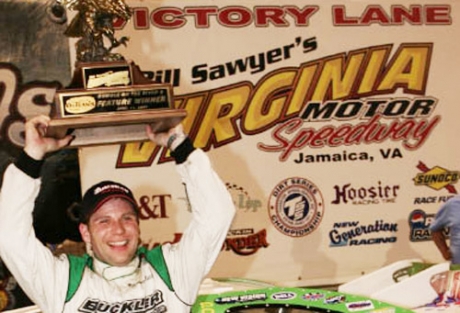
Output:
top-left (269, 177), bottom-right (324, 237)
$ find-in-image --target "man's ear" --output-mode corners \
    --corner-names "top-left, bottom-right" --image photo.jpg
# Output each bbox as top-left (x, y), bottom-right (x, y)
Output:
top-left (79, 223), bottom-right (90, 243)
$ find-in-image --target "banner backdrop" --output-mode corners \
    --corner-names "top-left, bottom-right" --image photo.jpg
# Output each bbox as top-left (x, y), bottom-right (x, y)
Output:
top-left (1, 0), bottom-right (459, 291)
top-left (75, 0), bottom-right (460, 286)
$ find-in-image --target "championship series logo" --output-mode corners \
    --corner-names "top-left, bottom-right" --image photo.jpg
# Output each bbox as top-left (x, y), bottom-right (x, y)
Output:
top-left (268, 177), bottom-right (324, 237)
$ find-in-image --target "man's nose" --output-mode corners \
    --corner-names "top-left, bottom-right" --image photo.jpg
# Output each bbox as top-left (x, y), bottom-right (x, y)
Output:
top-left (112, 220), bottom-right (126, 233)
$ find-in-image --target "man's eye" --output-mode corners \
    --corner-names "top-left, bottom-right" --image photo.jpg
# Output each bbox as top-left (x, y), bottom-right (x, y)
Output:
top-left (123, 215), bottom-right (136, 222)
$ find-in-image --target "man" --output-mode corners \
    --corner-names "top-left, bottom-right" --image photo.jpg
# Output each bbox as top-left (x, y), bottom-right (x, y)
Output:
top-left (430, 195), bottom-right (460, 265)
top-left (0, 115), bottom-right (235, 312)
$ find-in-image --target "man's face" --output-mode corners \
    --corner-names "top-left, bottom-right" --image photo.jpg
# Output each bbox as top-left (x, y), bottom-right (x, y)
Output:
top-left (79, 198), bottom-right (140, 266)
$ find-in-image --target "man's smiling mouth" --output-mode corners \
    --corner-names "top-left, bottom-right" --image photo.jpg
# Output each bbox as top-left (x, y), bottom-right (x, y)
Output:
top-left (109, 240), bottom-right (128, 247)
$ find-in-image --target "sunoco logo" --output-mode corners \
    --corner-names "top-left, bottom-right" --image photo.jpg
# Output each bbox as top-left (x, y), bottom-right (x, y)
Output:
top-left (414, 161), bottom-right (459, 193)
top-left (268, 177), bottom-right (324, 237)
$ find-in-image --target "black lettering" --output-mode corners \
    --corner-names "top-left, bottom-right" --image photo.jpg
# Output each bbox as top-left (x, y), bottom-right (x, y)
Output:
top-left (191, 63), bottom-right (208, 84)
top-left (302, 36), bottom-right (317, 53)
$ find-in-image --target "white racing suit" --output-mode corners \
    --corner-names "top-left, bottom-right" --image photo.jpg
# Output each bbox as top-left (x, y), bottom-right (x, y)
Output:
top-left (0, 148), bottom-right (235, 313)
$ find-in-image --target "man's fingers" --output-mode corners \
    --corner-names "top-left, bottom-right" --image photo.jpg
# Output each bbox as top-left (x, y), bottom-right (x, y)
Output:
top-left (26, 115), bottom-right (50, 136)
top-left (146, 123), bottom-right (185, 148)
top-left (173, 123), bottom-right (184, 133)
top-left (36, 123), bottom-right (48, 137)
top-left (28, 114), bottom-right (50, 127)
top-left (57, 135), bottom-right (75, 148)
top-left (145, 124), bottom-right (154, 139)
top-left (24, 115), bottom-right (70, 159)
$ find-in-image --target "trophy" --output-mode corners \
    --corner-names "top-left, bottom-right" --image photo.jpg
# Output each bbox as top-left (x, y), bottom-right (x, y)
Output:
top-left (46, 0), bottom-right (186, 147)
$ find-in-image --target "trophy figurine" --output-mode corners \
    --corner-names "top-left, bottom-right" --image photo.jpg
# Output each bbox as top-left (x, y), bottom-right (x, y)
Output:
top-left (57, 0), bottom-right (131, 63)
top-left (46, 0), bottom-right (186, 147)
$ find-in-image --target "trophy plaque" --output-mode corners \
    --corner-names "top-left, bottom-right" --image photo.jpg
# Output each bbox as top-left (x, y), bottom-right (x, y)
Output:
top-left (46, 0), bottom-right (186, 148)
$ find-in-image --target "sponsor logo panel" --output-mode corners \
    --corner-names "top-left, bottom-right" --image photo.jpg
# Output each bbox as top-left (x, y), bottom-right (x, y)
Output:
top-left (414, 162), bottom-right (459, 193)
top-left (346, 300), bottom-right (374, 312)
top-left (324, 294), bottom-right (346, 304)
top-left (215, 293), bottom-right (267, 304)
top-left (225, 228), bottom-right (270, 256)
top-left (268, 177), bottom-right (324, 237)
top-left (302, 292), bottom-right (324, 301)
top-left (271, 292), bottom-right (297, 300)
top-left (408, 209), bottom-right (449, 242)
top-left (329, 220), bottom-right (398, 247)
top-left (331, 181), bottom-right (400, 205)
top-left (226, 182), bottom-right (263, 213)
top-left (410, 162), bottom-right (458, 242)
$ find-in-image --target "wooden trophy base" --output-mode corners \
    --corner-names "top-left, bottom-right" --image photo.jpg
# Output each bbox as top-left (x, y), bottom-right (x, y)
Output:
top-left (47, 109), bottom-right (187, 148)
top-left (47, 61), bottom-right (186, 148)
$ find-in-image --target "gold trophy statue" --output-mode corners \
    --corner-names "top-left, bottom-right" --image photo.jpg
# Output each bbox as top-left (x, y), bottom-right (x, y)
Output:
top-left (61, 0), bottom-right (131, 62)
top-left (46, 0), bottom-right (186, 147)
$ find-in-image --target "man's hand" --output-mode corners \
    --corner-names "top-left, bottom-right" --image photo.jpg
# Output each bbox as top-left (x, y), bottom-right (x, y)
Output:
top-left (431, 230), bottom-right (452, 261)
top-left (24, 115), bottom-right (74, 160)
top-left (145, 123), bottom-right (185, 151)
